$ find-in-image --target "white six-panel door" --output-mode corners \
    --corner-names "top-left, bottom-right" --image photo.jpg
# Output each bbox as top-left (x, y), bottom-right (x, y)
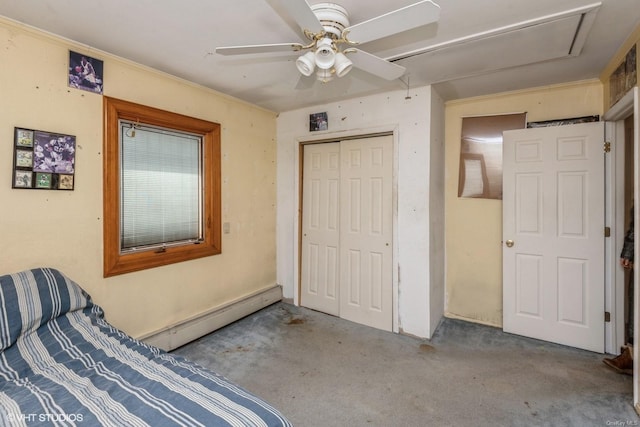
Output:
top-left (301, 136), bottom-right (393, 331)
top-left (338, 137), bottom-right (393, 331)
top-left (301, 142), bottom-right (341, 316)
top-left (503, 122), bottom-right (605, 352)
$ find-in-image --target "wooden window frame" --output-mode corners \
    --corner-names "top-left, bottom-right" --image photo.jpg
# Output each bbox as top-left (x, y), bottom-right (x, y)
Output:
top-left (103, 96), bottom-right (221, 277)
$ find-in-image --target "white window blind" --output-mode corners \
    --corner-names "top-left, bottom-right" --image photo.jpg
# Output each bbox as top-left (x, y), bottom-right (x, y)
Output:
top-left (120, 120), bottom-right (203, 252)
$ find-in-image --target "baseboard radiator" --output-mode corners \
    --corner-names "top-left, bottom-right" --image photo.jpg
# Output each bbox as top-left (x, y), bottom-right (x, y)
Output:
top-left (138, 285), bottom-right (283, 351)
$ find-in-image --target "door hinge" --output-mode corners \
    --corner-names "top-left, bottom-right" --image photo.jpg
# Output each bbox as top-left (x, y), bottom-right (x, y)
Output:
top-left (605, 311), bottom-right (611, 322)
top-left (604, 226), bottom-right (611, 237)
top-left (604, 141), bottom-right (611, 153)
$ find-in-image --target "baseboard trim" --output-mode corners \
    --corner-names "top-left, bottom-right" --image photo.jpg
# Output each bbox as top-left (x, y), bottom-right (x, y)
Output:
top-left (138, 285), bottom-right (282, 351)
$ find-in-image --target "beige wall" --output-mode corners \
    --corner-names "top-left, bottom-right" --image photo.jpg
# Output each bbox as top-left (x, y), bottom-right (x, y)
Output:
top-left (444, 80), bottom-right (603, 326)
top-left (0, 18), bottom-right (277, 338)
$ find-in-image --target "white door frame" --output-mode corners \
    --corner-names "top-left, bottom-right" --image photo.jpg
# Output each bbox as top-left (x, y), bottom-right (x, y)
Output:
top-left (603, 87), bottom-right (639, 412)
top-left (294, 127), bottom-right (400, 333)
top-left (603, 88), bottom-right (637, 355)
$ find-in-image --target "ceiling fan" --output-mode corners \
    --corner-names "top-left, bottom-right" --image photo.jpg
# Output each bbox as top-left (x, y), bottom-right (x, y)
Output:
top-left (216, 1), bottom-right (440, 83)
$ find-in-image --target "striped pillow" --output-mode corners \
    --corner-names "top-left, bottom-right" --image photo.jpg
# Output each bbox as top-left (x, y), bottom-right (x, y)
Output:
top-left (0, 268), bottom-right (92, 351)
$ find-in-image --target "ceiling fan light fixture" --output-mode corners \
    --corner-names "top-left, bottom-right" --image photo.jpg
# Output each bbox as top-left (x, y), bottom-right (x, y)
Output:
top-left (296, 51), bottom-right (316, 76)
top-left (314, 37), bottom-right (336, 69)
top-left (334, 52), bottom-right (353, 77)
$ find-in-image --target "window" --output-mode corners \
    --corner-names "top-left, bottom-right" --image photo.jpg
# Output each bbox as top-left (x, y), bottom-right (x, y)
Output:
top-left (103, 97), bottom-right (221, 277)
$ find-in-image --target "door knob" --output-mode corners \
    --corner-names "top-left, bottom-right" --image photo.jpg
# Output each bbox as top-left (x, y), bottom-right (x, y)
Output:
top-left (505, 240), bottom-right (514, 248)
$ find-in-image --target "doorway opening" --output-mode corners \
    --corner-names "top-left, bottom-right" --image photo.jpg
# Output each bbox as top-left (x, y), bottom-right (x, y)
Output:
top-left (604, 88), bottom-right (638, 355)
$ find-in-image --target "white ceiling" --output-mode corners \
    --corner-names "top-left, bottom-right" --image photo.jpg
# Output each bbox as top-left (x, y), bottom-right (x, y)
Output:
top-left (0, 0), bottom-right (638, 112)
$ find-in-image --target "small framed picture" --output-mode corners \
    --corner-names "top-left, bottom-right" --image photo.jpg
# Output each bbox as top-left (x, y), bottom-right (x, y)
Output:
top-left (16, 129), bottom-right (33, 147)
top-left (68, 50), bottom-right (104, 94)
top-left (14, 170), bottom-right (32, 188)
top-left (16, 150), bottom-right (33, 168)
top-left (12, 126), bottom-right (76, 191)
top-left (310, 112), bottom-right (328, 131)
top-left (35, 173), bottom-right (53, 189)
top-left (57, 174), bottom-right (74, 190)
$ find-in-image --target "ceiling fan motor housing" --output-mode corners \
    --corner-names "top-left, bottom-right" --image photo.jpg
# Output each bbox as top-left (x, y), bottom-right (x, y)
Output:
top-left (310, 3), bottom-right (350, 39)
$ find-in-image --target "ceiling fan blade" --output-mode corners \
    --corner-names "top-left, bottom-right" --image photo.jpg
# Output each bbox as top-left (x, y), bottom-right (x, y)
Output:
top-left (216, 43), bottom-right (304, 55)
top-left (280, 0), bottom-right (324, 34)
top-left (348, 49), bottom-right (406, 80)
top-left (344, 0), bottom-right (441, 44)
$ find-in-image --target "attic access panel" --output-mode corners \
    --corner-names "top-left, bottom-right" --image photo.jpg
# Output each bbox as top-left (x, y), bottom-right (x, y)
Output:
top-left (392, 3), bottom-right (600, 84)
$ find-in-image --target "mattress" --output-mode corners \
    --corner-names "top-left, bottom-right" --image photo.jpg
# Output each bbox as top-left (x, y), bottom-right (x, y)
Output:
top-left (0, 268), bottom-right (291, 426)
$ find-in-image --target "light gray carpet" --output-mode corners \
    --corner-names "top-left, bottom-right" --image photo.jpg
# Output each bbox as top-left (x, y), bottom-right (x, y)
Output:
top-left (173, 302), bottom-right (636, 427)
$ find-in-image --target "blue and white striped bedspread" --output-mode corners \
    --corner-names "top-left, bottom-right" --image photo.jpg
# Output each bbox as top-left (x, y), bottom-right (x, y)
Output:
top-left (0, 268), bottom-right (292, 426)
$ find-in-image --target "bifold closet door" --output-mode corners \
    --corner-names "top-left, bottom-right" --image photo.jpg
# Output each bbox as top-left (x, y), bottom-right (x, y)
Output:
top-left (301, 136), bottom-right (393, 331)
top-left (301, 142), bottom-right (341, 316)
top-left (338, 137), bottom-right (393, 331)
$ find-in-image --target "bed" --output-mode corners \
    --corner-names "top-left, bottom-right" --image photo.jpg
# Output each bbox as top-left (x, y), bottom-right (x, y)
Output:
top-left (0, 268), bottom-right (292, 426)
